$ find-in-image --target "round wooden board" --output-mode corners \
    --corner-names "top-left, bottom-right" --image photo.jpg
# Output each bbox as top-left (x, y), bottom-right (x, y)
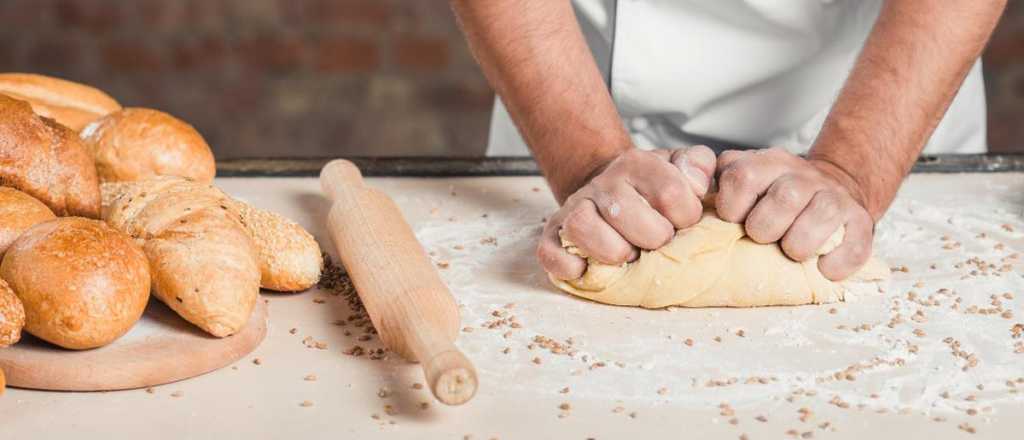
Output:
top-left (0, 298), bottom-right (267, 392)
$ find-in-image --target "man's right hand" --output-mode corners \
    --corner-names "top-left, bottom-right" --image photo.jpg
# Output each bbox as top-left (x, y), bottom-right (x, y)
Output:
top-left (539, 146), bottom-right (716, 280)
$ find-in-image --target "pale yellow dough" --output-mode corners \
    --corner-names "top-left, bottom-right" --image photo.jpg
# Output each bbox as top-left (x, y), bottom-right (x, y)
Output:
top-left (550, 211), bottom-right (888, 308)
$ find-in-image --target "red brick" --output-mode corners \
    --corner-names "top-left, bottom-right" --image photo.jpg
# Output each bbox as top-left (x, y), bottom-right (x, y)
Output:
top-left (235, 35), bottom-right (307, 72)
top-left (137, 1), bottom-right (186, 30)
top-left (394, 37), bottom-right (449, 71)
top-left (101, 41), bottom-right (163, 73)
top-left (314, 38), bottom-right (379, 73)
top-left (54, 0), bottom-right (122, 34)
top-left (418, 80), bottom-right (493, 112)
top-left (279, 0), bottom-right (393, 27)
top-left (173, 37), bottom-right (228, 70)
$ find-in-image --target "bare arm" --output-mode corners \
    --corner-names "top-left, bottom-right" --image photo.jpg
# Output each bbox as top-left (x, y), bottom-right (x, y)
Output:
top-left (451, 0), bottom-right (712, 280)
top-left (450, 0), bottom-right (630, 202)
top-left (810, 0), bottom-right (1006, 219)
top-left (716, 0), bottom-right (1006, 280)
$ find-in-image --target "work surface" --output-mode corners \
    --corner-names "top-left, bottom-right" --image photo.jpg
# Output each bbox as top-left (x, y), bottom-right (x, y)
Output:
top-left (2, 173), bottom-right (1023, 439)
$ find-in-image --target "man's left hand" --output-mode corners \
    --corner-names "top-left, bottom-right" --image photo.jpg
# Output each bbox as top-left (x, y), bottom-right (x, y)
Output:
top-left (714, 147), bottom-right (874, 281)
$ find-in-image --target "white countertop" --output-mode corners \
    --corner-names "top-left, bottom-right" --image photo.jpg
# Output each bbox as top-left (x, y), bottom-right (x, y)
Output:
top-left (2, 173), bottom-right (1023, 439)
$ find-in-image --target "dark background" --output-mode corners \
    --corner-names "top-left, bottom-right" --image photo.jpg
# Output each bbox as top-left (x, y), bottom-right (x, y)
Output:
top-left (1, 0), bottom-right (1022, 158)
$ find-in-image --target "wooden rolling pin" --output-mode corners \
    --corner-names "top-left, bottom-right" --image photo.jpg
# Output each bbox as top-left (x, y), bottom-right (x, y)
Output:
top-left (319, 160), bottom-right (478, 405)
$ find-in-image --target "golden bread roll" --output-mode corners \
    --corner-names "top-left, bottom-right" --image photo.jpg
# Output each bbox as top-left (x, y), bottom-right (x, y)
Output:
top-left (0, 277), bottom-right (24, 347)
top-left (102, 177), bottom-right (259, 337)
top-left (230, 201), bottom-right (322, 291)
top-left (81, 108), bottom-right (216, 183)
top-left (0, 73), bottom-right (121, 131)
top-left (102, 181), bottom-right (323, 292)
top-left (0, 94), bottom-right (101, 217)
top-left (0, 217), bottom-right (150, 350)
top-left (0, 187), bottom-right (56, 257)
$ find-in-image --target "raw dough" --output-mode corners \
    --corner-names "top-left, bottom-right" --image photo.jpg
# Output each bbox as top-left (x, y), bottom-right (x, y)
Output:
top-left (550, 211), bottom-right (888, 308)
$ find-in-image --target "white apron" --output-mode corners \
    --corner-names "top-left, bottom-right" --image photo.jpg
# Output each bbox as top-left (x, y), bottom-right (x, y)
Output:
top-left (487, 0), bottom-right (986, 156)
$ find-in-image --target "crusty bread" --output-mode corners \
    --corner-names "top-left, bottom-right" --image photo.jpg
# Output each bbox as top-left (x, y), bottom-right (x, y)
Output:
top-left (229, 201), bottom-right (322, 292)
top-left (81, 108), bottom-right (216, 183)
top-left (0, 217), bottom-right (150, 350)
top-left (102, 181), bottom-right (323, 292)
top-left (0, 94), bottom-right (101, 217)
top-left (0, 277), bottom-right (24, 347)
top-left (103, 177), bottom-right (260, 337)
top-left (0, 187), bottom-right (56, 257)
top-left (0, 73), bottom-right (121, 131)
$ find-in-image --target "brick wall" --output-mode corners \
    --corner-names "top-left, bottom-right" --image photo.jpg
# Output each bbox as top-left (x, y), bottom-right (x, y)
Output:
top-left (0, 0), bottom-right (493, 158)
top-left (0, 0), bottom-right (1022, 158)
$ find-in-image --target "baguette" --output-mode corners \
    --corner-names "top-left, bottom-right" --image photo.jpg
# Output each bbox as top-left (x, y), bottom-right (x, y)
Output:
top-left (81, 108), bottom-right (216, 183)
top-left (0, 187), bottom-right (56, 257)
top-left (0, 73), bottom-right (121, 131)
top-left (0, 277), bottom-right (24, 347)
top-left (0, 218), bottom-right (150, 350)
top-left (0, 94), bottom-right (101, 217)
top-left (103, 181), bottom-right (323, 292)
top-left (102, 177), bottom-right (260, 337)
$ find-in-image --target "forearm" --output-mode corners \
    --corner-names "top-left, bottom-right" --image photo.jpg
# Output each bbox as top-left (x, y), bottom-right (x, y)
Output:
top-left (809, 0), bottom-right (1005, 220)
top-left (451, 0), bottom-right (631, 202)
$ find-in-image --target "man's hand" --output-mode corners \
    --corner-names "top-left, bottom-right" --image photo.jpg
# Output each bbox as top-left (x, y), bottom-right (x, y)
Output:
top-left (715, 148), bottom-right (874, 281)
top-left (539, 146), bottom-right (715, 280)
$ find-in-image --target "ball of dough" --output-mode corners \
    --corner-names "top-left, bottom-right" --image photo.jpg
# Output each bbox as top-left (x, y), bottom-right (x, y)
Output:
top-left (0, 187), bottom-right (57, 257)
top-left (80, 108), bottom-right (216, 183)
top-left (550, 211), bottom-right (888, 308)
top-left (0, 278), bottom-right (24, 347)
top-left (0, 217), bottom-right (151, 349)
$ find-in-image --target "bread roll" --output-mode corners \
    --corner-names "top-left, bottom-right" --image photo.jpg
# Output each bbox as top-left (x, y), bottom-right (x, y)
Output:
top-left (102, 181), bottom-right (323, 292)
top-left (103, 177), bottom-right (259, 337)
top-left (0, 73), bottom-right (121, 131)
top-left (81, 108), bottom-right (216, 183)
top-left (230, 201), bottom-right (322, 291)
top-left (0, 217), bottom-right (150, 350)
top-left (0, 187), bottom-right (56, 257)
top-left (0, 277), bottom-right (24, 347)
top-left (0, 94), bottom-right (101, 217)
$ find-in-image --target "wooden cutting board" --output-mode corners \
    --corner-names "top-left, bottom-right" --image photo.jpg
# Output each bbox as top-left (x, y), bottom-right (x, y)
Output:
top-left (0, 298), bottom-right (267, 391)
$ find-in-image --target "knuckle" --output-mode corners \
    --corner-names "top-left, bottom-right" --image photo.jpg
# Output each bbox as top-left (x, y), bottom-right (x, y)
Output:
top-left (814, 192), bottom-right (842, 219)
top-left (652, 182), bottom-right (686, 209)
top-left (765, 146), bottom-right (791, 159)
top-left (720, 166), bottom-right (757, 191)
top-left (769, 182), bottom-right (805, 210)
top-left (561, 207), bottom-right (593, 240)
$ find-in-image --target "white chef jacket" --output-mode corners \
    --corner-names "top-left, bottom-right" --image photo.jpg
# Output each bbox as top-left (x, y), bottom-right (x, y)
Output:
top-left (487, 0), bottom-right (987, 156)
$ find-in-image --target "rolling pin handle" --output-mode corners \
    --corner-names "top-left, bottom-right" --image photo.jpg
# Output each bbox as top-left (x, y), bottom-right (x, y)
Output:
top-left (319, 159), bottom-right (365, 200)
top-left (409, 325), bottom-right (478, 405)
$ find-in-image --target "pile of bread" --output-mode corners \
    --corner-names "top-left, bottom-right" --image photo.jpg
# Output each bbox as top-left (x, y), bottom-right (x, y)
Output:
top-left (0, 74), bottom-right (323, 359)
